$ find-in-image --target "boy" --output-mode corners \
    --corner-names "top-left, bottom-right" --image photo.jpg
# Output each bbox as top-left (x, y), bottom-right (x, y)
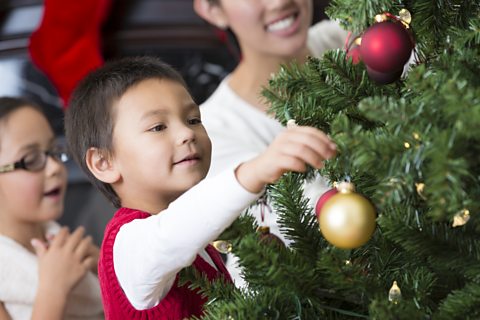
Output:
top-left (65, 56), bottom-right (336, 319)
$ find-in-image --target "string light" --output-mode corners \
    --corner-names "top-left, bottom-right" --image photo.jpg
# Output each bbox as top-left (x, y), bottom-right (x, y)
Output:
top-left (211, 240), bottom-right (233, 254)
top-left (388, 281), bottom-right (402, 304)
top-left (452, 209), bottom-right (470, 227)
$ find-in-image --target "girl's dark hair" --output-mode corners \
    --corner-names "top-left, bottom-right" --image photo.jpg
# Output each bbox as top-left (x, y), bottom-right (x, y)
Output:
top-left (0, 97), bottom-right (44, 151)
top-left (65, 56), bottom-right (186, 208)
top-left (0, 96), bottom-right (43, 122)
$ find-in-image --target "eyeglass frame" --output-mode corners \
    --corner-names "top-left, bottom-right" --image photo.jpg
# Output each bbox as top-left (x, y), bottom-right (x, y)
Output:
top-left (0, 148), bottom-right (69, 174)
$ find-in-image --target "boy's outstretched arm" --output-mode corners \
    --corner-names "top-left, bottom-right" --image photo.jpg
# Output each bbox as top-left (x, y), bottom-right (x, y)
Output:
top-left (114, 125), bottom-right (335, 310)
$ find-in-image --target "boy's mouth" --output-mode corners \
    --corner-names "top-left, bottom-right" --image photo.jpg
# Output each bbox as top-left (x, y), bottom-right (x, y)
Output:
top-left (173, 153), bottom-right (200, 165)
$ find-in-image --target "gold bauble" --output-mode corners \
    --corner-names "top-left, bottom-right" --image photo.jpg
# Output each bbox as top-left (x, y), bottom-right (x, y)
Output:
top-left (318, 182), bottom-right (376, 249)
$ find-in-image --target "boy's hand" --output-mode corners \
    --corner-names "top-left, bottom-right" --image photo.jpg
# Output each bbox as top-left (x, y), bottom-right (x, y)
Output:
top-left (31, 226), bottom-right (96, 298)
top-left (236, 126), bottom-right (336, 193)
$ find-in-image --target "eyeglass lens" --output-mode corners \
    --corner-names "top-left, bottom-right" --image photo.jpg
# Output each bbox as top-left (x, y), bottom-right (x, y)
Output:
top-left (23, 148), bottom-right (69, 172)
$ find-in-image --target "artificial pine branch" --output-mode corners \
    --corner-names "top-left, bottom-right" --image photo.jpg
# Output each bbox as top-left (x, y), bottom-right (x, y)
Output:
top-left (189, 1), bottom-right (480, 317)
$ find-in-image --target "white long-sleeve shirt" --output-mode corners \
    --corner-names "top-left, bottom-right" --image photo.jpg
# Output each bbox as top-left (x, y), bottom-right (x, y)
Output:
top-left (200, 20), bottom-right (347, 287)
top-left (113, 168), bottom-right (261, 310)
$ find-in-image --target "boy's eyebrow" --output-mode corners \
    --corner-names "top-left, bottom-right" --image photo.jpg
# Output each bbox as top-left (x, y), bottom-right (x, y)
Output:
top-left (140, 102), bottom-right (199, 121)
top-left (140, 109), bottom-right (168, 121)
top-left (184, 102), bottom-right (200, 111)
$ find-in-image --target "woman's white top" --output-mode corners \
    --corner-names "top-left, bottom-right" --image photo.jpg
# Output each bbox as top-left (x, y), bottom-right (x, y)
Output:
top-left (199, 20), bottom-right (347, 287)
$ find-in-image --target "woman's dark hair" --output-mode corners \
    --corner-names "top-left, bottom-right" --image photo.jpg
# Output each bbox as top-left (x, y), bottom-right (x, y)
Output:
top-left (65, 56), bottom-right (186, 208)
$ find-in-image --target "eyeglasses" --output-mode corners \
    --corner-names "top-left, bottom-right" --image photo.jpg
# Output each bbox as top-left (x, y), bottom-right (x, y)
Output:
top-left (0, 147), bottom-right (69, 174)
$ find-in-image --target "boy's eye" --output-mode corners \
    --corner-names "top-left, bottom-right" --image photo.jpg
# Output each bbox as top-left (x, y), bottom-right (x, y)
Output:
top-left (149, 124), bottom-right (167, 132)
top-left (188, 117), bottom-right (202, 125)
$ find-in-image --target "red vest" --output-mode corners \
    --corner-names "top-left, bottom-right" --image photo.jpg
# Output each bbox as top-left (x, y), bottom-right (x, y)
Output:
top-left (98, 207), bottom-right (232, 319)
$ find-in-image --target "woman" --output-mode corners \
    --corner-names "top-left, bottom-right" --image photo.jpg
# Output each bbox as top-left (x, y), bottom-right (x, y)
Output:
top-left (194, 0), bottom-right (346, 287)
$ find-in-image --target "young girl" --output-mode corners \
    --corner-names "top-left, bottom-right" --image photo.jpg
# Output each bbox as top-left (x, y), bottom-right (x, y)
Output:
top-left (0, 97), bottom-right (103, 319)
top-left (193, 0), bottom-right (347, 286)
top-left (64, 56), bottom-right (336, 319)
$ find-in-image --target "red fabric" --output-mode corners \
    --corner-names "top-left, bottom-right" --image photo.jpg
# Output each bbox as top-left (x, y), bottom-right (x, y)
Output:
top-left (28, 0), bottom-right (111, 108)
top-left (98, 207), bottom-right (232, 320)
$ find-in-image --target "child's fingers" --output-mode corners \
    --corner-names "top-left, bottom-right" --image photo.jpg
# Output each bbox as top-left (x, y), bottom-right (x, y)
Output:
top-left (31, 238), bottom-right (48, 257)
top-left (285, 128), bottom-right (336, 160)
top-left (289, 126), bottom-right (336, 151)
top-left (278, 154), bottom-right (309, 173)
top-left (75, 235), bottom-right (93, 260)
top-left (81, 256), bottom-right (96, 272)
top-left (288, 125), bottom-right (335, 145)
top-left (278, 135), bottom-right (334, 165)
top-left (287, 147), bottom-right (327, 169)
top-left (49, 227), bottom-right (69, 248)
top-left (65, 226), bottom-right (85, 251)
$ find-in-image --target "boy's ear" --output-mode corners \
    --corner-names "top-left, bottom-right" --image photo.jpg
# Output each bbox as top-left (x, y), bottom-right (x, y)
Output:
top-left (193, 0), bottom-right (228, 30)
top-left (85, 147), bottom-right (120, 184)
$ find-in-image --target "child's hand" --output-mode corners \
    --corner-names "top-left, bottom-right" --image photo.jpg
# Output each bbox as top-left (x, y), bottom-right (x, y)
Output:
top-left (87, 242), bottom-right (100, 274)
top-left (45, 229), bottom-right (99, 273)
top-left (236, 125), bottom-right (336, 193)
top-left (31, 226), bottom-right (96, 298)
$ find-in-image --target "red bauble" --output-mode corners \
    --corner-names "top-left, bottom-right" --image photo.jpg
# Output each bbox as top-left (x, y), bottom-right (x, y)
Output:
top-left (346, 45), bottom-right (362, 65)
top-left (366, 65), bottom-right (403, 84)
top-left (360, 21), bottom-right (413, 73)
top-left (315, 188), bottom-right (339, 218)
top-left (257, 226), bottom-right (285, 248)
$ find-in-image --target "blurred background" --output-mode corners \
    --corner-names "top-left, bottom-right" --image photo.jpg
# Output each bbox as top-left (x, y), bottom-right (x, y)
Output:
top-left (0, 0), bottom-right (330, 245)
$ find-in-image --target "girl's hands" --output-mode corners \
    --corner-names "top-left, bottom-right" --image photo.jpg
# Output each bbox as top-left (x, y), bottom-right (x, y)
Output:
top-left (31, 226), bottom-right (96, 298)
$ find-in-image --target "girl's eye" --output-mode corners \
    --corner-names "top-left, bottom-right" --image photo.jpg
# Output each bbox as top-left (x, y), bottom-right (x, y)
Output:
top-left (149, 124), bottom-right (167, 132)
top-left (188, 117), bottom-right (202, 125)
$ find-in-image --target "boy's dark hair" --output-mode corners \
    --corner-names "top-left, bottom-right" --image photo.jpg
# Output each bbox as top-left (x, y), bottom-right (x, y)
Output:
top-left (65, 56), bottom-right (187, 208)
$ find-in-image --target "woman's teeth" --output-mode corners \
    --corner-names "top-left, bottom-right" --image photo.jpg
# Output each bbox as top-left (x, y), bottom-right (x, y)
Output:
top-left (267, 15), bottom-right (295, 32)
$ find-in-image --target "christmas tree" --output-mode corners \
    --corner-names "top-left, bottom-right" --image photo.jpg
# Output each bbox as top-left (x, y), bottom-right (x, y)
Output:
top-left (183, 1), bottom-right (480, 318)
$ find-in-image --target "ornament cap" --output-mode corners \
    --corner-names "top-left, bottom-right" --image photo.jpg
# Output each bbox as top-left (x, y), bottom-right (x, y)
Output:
top-left (286, 119), bottom-right (297, 129)
top-left (337, 181), bottom-right (356, 193)
top-left (257, 226), bottom-right (270, 234)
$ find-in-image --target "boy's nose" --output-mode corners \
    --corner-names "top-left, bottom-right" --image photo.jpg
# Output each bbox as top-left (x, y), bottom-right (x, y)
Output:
top-left (176, 126), bottom-right (196, 145)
